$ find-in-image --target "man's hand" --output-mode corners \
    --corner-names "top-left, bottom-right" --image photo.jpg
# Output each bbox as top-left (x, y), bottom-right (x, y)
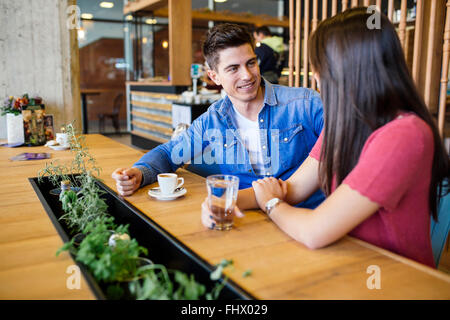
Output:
top-left (252, 177), bottom-right (287, 212)
top-left (111, 167), bottom-right (143, 197)
top-left (201, 198), bottom-right (245, 229)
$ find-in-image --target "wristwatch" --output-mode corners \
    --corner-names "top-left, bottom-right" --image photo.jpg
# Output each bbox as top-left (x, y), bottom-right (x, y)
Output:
top-left (265, 198), bottom-right (283, 215)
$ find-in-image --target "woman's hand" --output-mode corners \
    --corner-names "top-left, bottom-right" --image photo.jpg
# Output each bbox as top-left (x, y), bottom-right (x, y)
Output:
top-left (252, 177), bottom-right (287, 212)
top-left (201, 198), bottom-right (245, 229)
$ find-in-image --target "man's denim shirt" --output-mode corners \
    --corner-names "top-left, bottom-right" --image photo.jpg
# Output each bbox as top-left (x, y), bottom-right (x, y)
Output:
top-left (134, 80), bottom-right (325, 209)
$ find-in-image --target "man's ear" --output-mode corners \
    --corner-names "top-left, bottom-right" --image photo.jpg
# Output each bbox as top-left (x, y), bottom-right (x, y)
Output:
top-left (206, 69), bottom-right (221, 86)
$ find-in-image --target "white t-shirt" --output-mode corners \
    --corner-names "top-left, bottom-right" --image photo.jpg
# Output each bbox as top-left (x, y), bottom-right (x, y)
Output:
top-left (231, 105), bottom-right (265, 176)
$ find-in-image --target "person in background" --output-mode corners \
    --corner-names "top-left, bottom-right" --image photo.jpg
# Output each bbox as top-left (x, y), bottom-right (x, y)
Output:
top-left (112, 23), bottom-right (325, 210)
top-left (202, 9), bottom-right (449, 268)
top-left (253, 26), bottom-right (285, 79)
top-left (253, 26), bottom-right (284, 57)
top-left (254, 38), bottom-right (279, 84)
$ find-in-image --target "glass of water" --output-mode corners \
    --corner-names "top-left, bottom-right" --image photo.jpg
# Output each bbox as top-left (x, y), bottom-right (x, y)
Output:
top-left (206, 175), bottom-right (239, 231)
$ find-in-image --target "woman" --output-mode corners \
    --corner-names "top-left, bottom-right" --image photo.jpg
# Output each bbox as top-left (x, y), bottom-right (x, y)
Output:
top-left (201, 8), bottom-right (449, 268)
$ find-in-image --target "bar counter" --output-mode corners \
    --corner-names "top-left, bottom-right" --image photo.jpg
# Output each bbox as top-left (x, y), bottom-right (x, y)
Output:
top-left (1, 134), bottom-right (449, 299)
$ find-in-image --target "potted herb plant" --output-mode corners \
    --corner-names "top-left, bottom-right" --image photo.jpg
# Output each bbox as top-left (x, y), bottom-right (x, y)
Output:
top-left (41, 123), bottom-right (228, 300)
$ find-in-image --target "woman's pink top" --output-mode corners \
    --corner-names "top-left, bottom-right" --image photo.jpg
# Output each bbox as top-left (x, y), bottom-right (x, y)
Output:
top-left (309, 114), bottom-right (436, 268)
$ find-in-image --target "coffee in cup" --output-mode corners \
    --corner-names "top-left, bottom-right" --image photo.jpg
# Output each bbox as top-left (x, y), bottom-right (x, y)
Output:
top-left (157, 173), bottom-right (184, 195)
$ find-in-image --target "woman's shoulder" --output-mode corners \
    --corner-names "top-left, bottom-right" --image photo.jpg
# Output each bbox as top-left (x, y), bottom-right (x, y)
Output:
top-left (370, 113), bottom-right (433, 145)
top-left (362, 113), bottom-right (435, 158)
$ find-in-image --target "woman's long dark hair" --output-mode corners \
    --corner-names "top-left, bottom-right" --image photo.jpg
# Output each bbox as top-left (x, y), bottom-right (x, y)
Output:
top-left (309, 7), bottom-right (449, 220)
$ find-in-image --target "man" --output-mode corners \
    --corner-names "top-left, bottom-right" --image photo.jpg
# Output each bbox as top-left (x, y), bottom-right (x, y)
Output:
top-left (254, 39), bottom-right (279, 84)
top-left (112, 23), bottom-right (324, 209)
top-left (253, 26), bottom-right (285, 80)
top-left (253, 26), bottom-right (285, 56)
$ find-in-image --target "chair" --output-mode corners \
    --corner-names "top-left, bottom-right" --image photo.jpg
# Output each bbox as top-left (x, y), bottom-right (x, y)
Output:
top-left (430, 180), bottom-right (450, 267)
top-left (98, 93), bottom-right (123, 134)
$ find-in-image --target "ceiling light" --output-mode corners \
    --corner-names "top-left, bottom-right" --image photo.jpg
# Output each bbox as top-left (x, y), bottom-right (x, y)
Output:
top-left (145, 18), bottom-right (157, 24)
top-left (100, 2), bottom-right (114, 9)
top-left (162, 40), bottom-right (169, 49)
top-left (126, 15), bottom-right (133, 21)
top-left (214, 0), bottom-right (227, 3)
top-left (81, 13), bottom-right (93, 19)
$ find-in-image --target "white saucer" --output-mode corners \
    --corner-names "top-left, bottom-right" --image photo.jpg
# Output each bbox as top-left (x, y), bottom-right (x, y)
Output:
top-left (49, 144), bottom-right (70, 151)
top-left (148, 187), bottom-right (186, 201)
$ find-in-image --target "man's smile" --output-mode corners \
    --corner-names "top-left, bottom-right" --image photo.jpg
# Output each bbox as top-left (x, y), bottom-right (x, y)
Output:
top-left (237, 80), bottom-right (256, 90)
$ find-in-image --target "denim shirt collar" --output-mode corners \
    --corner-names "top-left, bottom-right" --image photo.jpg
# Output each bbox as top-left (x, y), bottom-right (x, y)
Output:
top-left (217, 78), bottom-right (278, 117)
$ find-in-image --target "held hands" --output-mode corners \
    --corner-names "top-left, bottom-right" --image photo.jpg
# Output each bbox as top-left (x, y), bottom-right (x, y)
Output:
top-left (111, 167), bottom-right (142, 197)
top-left (252, 177), bottom-right (287, 212)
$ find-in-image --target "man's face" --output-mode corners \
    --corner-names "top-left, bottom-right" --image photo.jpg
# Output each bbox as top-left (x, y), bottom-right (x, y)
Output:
top-left (207, 44), bottom-right (261, 104)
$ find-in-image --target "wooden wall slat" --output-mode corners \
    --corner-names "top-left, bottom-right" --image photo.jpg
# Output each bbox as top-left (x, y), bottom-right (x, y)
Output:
top-left (295, 0), bottom-right (301, 87)
top-left (131, 110), bottom-right (172, 124)
top-left (131, 100), bottom-right (172, 112)
top-left (399, 0), bottom-right (408, 50)
top-left (438, 0), bottom-right (450, 137)
top-left (412, 0), bottom-right (425, 84)
top-left (312, 0), bottom-right (319, 31)
top-left (132, 119), bottom-right (173, 136)
top-left (388, 0), bottom-right (395, 22)
top-left (311, 0), bottom-right (319, 90)
top-left (424, 0), bottom-right (439, 109)
top-left (289, 0), bottom-right (295, 87)
top-left (332, 0), bottom-right (338, 16)
top-left (322, 0), bottom-right (328, 20)
top-left (376, 0), bottom-right (381, 10)
top-left (303, 0), bottom-right (310, 87)
top-left (342, 0), bottom-right (348, 12)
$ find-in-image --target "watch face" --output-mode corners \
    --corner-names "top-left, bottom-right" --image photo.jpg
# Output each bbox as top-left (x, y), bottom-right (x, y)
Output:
top-left (266, 198), bottom-right (280, 212)
top-left (268, 198), bottom-right (279, 207)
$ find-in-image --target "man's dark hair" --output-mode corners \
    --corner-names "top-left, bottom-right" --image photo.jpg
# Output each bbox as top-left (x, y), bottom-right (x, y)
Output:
top-left (254, 26), bottom-right (272, 37)
top-left (202, 23), bottom-right (254, 70)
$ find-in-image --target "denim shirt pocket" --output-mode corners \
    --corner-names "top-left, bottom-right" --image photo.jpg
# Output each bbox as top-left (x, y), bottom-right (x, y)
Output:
top-left (222, 139), bottom-right (241, 169)
top-left (278, 123), bottom-right (307, 167)
top-left (280, 123), bottom-right (303, 143)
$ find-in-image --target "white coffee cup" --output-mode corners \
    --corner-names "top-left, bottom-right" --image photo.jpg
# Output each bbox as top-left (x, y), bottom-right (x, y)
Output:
top-left (157, 173), bottom-right (184, 195)
top-left (56, 133), bottom-right (69, 146)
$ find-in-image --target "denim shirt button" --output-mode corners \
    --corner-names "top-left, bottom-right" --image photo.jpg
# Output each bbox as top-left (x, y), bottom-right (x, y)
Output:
top-left (260, 118), bottom-right (264, 123)
top-left (262, 145), bottom-right (266, 149)
top-left (284, 137), bottom-right (288, 142)
top-left (224, 143), bottom-right (227, 147)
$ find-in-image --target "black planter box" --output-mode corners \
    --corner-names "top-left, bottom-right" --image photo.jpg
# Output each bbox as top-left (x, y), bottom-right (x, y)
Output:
top-left (29, 176), bottom-right (254, 300)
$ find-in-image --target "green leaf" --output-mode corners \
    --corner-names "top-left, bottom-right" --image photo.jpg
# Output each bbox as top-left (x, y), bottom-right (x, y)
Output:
top-left (242, 269), bottom-right (252, 277)
top-left (210, 265), bottom-right (223, 281)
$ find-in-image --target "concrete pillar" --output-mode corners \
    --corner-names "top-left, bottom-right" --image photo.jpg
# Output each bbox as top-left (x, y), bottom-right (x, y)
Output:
top-left (0, 0), bottom-right (81, 139)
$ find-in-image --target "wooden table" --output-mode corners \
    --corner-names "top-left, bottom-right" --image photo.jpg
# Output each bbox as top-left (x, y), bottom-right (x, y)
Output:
top-left (1, 134), bottom-right (449, 299)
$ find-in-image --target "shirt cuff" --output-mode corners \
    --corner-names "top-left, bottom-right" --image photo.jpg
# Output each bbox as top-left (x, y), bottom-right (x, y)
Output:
top-left (133, 165), bottom-right (155, 187)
